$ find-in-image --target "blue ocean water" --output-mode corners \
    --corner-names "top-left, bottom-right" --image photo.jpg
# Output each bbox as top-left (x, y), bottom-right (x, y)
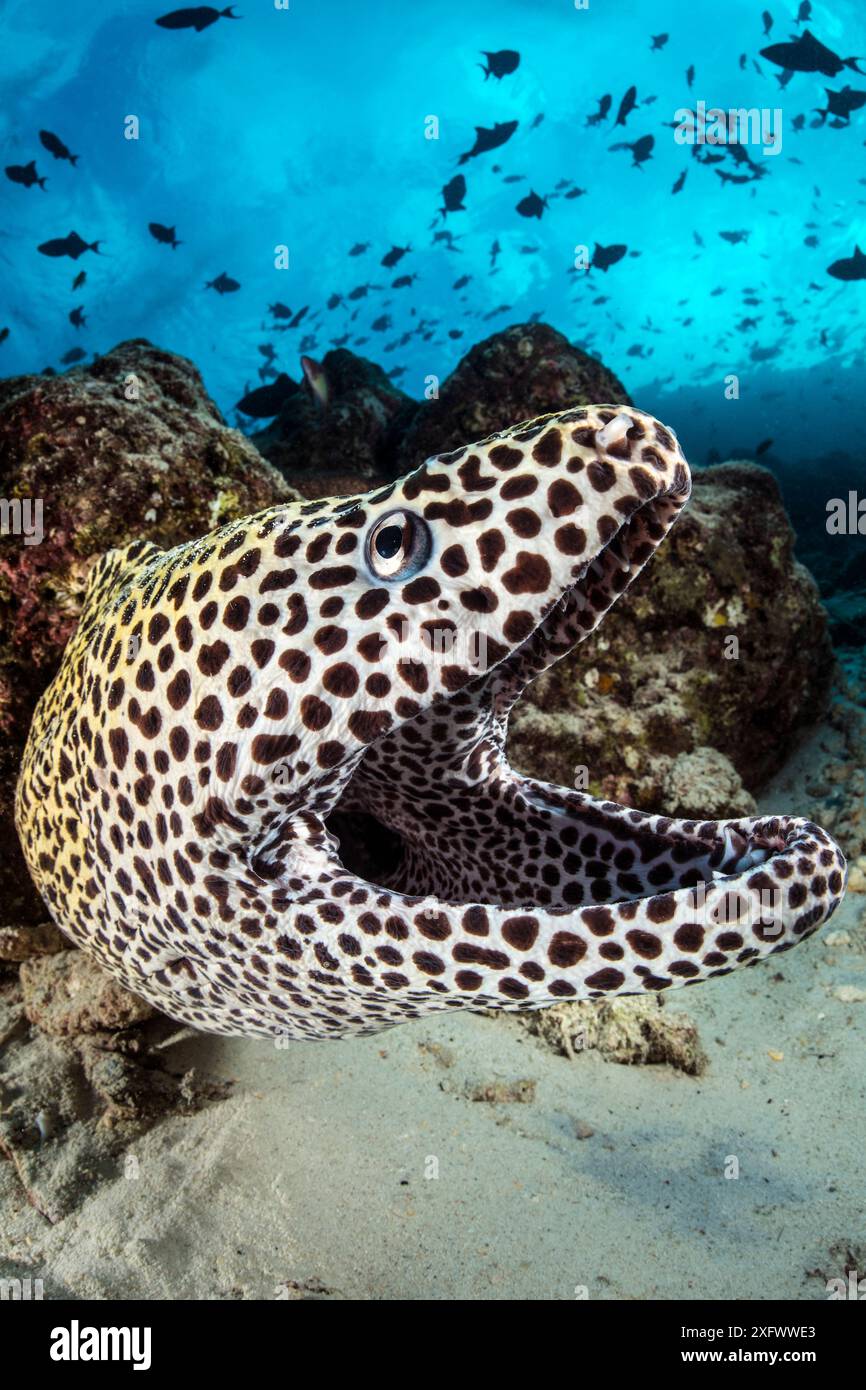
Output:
top-left (1, 0), bottom-right (864, 470)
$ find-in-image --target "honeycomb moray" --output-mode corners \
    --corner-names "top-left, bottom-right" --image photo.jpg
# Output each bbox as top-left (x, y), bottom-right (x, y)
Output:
top-left (16, 406), bottom-right (847, 1040)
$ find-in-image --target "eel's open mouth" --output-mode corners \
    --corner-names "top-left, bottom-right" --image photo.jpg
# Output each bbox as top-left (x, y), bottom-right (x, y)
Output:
top-left (324, 445), bottom-right (845, 983)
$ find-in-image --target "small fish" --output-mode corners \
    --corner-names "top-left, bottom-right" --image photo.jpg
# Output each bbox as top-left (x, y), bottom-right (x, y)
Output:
top-left (371, 314), bottom-right (392, 332)
top-left (348, 242), bottom-right (370, 256)
top-left (796, 2), bottom-right (812, 24)
top-left (72, 270), bottom-right (86, 290)
top-left (149, 221), bottom-right (181, 248)
top-left (458, 120), bottom-right (518, 165)
top-left (761, 30), bottom-right (864, 78)
top-left (69, 306), bottom-right (86, 329)
top-left (61, 346), bottom-right (87, 364)
top-left (489, 239), bottom-right (501, 267)
top-left (586, 94), bottom-right (612, 126)
top-left (258, 343), bottom-right (276, 361)
top-left (439, 174), bottom-right (467, 217)
top-left (268, 302), bottom-right (292, 318)
top-left (591, 242), bottom-right (627, 272)
top-left (392, 273), bottom-right (418, 288)
top-left (381, 244), bottom-right (411, 268)
top-left (236, 373), bottom-right (298, 418)
top-left (0, 327), bottom-right (9, 345)
top-left (155, 6), bottom-right (240, 32)
top-left (301, 355), bottom-right (329, 407)
top-left (672, 169), bottom-right (687, 194)
top-left (448, 329), bottom-right (463, 340)
top-left (530, 112), bottom-right (544, 129)
top-left (614, 85), bottom-right (638, 126)
top-left (5, 160), bottom-right (47, 190)
top-left (762, 10), bottom-right (773, 37)
top-left (326, 293), bottom-right (343, 310)
top-left (791, 113), bottom-right (806, 131)
top-left (803, 234), bottom-right (819, 247)
top-left (609, 133), bottom-right (654, 168)
top-left (813, 85), bottom-right (866, 125)
top-left (432, 230), bottom-right (462, 250)
top-left (563, 187), bottom-right (587, 199)
top-left (739, 53), bottom-right (748, 70)
top-left (650, 33), bottom-right (668, 52)
top-left (39, 130), bottom-right (78, 165)
top-left (686, 65), bottom-right (695, 88)
top-left (204, 271), bottom-right (240, 293)
top-left (453, 274), bottom-right (471, 289)
top-left (827, 245), bottom-right (866, 280)
top-left (38, 230), bottom-right (101, 260)
top-left (290, 305), bottom-right (309, 326)
top-left (719, 229), bottom-right (750, 244)
top-left (516, 189), bottom-right (548, 218)
top-left (478, 49), bottom-right (520, 80)
top-left (347, 283), bottom-right (380, 301)
top-left (755, 438), bottom-right (773, 455)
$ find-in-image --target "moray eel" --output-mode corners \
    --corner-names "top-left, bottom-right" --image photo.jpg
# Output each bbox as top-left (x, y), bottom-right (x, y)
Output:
top-left (16, 406), bottom-right (846, 1039)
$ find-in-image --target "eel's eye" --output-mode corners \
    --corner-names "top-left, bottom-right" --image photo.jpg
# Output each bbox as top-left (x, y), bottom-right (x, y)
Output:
top-left (366, 510), bottom-right (431, 581)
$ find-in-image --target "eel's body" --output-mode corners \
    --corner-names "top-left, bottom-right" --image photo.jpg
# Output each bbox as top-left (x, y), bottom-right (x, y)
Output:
top-left (16, 406), bottom-right (846, 1039)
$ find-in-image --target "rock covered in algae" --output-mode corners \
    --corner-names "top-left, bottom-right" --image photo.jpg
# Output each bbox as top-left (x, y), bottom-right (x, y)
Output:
top-left (509, 461), bottom-right (834, 810)
top-left (396, 322), bottom-right (631, 472)
top-left (0, 338), bottom-right (294, 694)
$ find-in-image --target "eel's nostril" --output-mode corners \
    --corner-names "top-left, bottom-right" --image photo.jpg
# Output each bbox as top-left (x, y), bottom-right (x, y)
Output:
top-left (595, 411), bottom-right (633, 451)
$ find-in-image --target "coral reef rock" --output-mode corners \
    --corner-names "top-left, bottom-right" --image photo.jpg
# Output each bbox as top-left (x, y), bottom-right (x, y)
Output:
top-left (252, 348), bottom-right (416, 496)
top-left (509, 461), bottom-right (834, 810)
top-left (396, 322), bottom-right (631, 472)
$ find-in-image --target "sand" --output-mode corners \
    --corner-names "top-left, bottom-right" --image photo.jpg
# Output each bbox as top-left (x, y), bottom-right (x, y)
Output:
top-left (2, 717), bottom-right (864, 1302)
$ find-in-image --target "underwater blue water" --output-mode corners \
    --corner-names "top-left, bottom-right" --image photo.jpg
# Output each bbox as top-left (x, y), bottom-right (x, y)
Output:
top-left (1, 0), bottom-right (864, 468)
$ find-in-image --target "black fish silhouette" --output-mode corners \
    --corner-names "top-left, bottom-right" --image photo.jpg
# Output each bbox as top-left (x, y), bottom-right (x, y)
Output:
top-left (392, 273), bottom-right (417, 288)
top-left (478, 49), bottom-right (519, 80)
top-left (827, 245), bottom-right (866, 280)
top-left (204, 271), bottom-right (240, 293)
top-left (38, 230), bottom-right (101, 259)
top-left (762, 11), bottom-right (773, 36)
top-left (458, 119), bottom-right (518, 165)
top-left (72, 271), bottom-right (86, 290)
top-left (755, 438), bottom-right (774, 455)
top-left (0, 327), bottom-right (9, 345)
top-left (156, 6), bottom-right (240, 31)
top-left (440, 174), bottom-right (467, 216)
top-left (149, 222), bottom-right (182, 248)
top-left (813, 85), bottom-right (866, 125)
top-left (381, 244), bottom-right (411, 267)
top-left (39, 130), bottom-right (78, 165)
top-left (236, 373), bottom-right (298, 418)
top-left (796, 2), bottom-right (811, 23)
top-left (761, 30), bottom-right (863, 77)
top-left (69, 306), bottom-right (86, 329)
top-left (650, 33), bottom-right (668, 51)
top-left (268, 302), bottom-right (292, 318)
top-left (5, 160), bottom-right (47, 190)
top-left (686, 65), bottom-right (695, 88)
top-left (586, 94), bottom-right (611, 126)
top-left (348, 242), bottom-right (369, 256)
top-left (61, 347), bottom-right (87, 363)
top-left (591, 242), bottom-right (627, 272)
top-left (719, 229), bottom-right (750, 244)
top-left (609, 133), bottom-right (654, 167)
top-left (672, 169), bottom-right (687, 194)
top-left (516, 189), bottom-right (547, 218)
top-left (614, 85), bottom-right (638, 126)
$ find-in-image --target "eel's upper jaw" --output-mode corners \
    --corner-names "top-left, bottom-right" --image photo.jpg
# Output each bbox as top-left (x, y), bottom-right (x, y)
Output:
top-left (493, 453), bottom-right (690, 691)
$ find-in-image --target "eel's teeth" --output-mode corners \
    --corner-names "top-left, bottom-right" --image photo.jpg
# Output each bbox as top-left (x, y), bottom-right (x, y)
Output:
top-left (590, 557), bottom-right (606, 579)
top-left (606, 534), bottom-right (631, 571)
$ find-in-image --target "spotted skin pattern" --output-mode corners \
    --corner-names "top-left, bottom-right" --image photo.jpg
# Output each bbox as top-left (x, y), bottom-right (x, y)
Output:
top-left (16, 406), bottom-right (847, 1040)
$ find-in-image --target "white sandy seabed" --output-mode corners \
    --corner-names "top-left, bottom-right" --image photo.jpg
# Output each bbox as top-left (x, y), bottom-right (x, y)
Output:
top-left (1, 721), bottom-right (864, 1303)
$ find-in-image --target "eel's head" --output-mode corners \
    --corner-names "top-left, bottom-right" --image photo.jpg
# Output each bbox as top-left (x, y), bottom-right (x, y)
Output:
top-left (294, 402), bottom-right (844, 992)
